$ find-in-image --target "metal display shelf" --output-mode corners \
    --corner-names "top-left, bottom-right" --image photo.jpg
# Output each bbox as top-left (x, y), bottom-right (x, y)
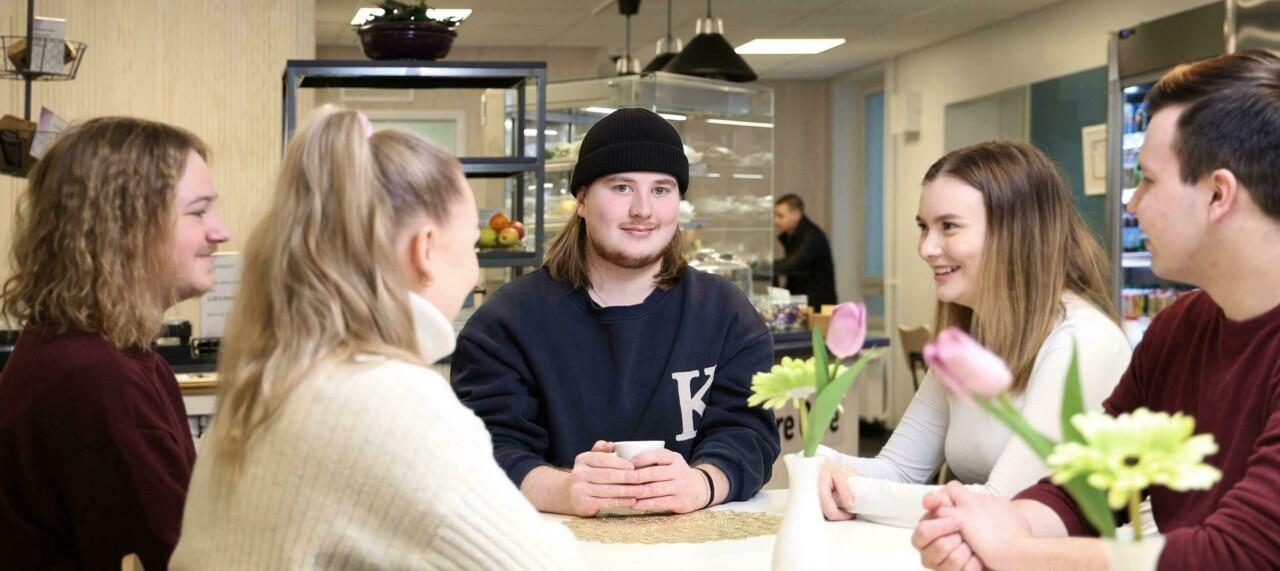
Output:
top-left (459, 157), bottom-right (539, 178)
top-left (282, 60), bottom-right (548, 269)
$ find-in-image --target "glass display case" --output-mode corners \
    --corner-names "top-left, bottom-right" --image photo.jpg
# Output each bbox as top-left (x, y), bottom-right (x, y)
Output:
top-left (532, 72), bottom-right (775, 293)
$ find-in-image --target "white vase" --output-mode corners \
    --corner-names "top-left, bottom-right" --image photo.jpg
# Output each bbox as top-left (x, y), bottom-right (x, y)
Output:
top-left (1104, 529), bottom-right (1165, 571)
top-left (772, 453), bottom-right (835, 571)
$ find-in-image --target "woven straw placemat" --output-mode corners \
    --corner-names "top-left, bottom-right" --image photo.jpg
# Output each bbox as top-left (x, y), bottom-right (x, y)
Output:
top-left (563, 510), bottom-right (781, 544)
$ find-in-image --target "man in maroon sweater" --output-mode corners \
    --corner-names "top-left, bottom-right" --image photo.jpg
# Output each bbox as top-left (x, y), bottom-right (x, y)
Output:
top-left (0, 118), bottom-right (229, 570)
top-left (911, 50), bottom-right (1280, 570)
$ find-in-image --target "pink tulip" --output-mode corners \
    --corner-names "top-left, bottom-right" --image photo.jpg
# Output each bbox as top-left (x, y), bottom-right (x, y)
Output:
top-left (825, 302), bottom-right (867, 360)
top-left (923, 328), bottom-right (1012, 403)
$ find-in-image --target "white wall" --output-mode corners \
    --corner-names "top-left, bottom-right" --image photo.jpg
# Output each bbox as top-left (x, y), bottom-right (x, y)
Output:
top-left (875, 0), bottom-right (1212, 424)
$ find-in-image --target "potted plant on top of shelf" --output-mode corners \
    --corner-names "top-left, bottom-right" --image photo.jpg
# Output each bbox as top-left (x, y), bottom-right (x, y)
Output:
top-left (353, 1), bottom-right (463, 61)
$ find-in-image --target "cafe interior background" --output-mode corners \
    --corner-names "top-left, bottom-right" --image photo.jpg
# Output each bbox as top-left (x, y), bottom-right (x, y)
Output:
top-left (0, 0), bottom-right (1222, 485)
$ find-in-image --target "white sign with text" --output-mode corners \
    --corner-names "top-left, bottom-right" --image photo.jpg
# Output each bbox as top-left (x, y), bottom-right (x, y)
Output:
top-left (199, 253), bottom-right (242, 338)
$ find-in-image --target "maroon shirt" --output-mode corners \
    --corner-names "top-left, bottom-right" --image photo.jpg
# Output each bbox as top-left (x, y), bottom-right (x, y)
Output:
top-left (0, 329), bottom-right (196, 571)
top-left (1017, 290), bottom-right (1280, 570)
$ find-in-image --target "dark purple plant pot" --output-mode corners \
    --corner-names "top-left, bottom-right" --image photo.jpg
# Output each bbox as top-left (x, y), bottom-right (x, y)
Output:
top-left (357, 21), bottom-right (457, 61)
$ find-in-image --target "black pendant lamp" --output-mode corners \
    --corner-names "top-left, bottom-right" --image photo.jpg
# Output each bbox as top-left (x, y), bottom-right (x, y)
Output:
top-left (615, 0), bottom-right (642, 75)
top-left (643, 0), bottom-right (682, 73)
top-left (663, 0), bottom-right (756, 82)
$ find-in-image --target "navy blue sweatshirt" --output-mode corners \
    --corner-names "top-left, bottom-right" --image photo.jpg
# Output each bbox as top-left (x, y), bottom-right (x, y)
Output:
top-left (452, 268), bottom-right (779, 502)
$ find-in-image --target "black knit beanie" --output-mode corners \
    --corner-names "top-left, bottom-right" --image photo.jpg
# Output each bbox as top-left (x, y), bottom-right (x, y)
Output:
top-left (569, 108), bottom-right (689, 196)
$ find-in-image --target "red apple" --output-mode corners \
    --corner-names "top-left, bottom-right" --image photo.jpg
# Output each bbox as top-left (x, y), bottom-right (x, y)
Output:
top-left (497, 226), bottom-right (520, 247)
top-left (489, 212), bottom-right (511, 231)
top-left (509, 220), bottom-right (526, 239)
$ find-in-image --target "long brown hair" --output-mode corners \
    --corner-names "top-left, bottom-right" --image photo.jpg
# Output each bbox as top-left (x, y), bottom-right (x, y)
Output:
top-left (211, 105), bottom-right (466, 476)
top-left (1, 117), bottom-right (206, 350)
top-left (923, 141), bottom-right (1115, 393)
top-left (543, 188), bottom-right (688, 290)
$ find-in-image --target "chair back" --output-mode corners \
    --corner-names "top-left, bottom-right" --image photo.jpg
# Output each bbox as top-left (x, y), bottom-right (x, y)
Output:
top-left (897, 324), bottom-right (932, 391)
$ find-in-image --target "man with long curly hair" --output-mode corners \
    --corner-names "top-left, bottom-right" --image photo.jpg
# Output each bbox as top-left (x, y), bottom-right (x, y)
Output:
top-left (0, 117), bottom-right (230, 570)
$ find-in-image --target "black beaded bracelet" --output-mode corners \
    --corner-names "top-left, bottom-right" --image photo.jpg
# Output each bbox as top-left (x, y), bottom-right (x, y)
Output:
top-left (694, 466), bottom-right (715, 510)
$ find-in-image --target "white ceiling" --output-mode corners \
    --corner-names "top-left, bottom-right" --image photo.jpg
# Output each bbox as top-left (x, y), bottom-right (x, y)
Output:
top-left (317, 0), bottom-right (1065, 79)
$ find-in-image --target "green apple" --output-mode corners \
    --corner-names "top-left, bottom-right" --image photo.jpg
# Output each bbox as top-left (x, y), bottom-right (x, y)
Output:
top-left (477, 226), bottom-right (498, 247)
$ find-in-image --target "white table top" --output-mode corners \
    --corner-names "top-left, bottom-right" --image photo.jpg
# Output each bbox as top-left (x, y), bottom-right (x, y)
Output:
top-left (542, 490), bottom-right (924, 570)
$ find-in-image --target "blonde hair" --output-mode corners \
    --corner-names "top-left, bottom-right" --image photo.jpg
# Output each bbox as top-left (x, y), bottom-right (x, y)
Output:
top-left (211, 105), bottom-right (465, 475)
top-left (923, 141), bottom-right (1115, 393)
top-left (544, 190), bottom-right (688, 290)
top-left (1, 117), bottom-right (206, 350)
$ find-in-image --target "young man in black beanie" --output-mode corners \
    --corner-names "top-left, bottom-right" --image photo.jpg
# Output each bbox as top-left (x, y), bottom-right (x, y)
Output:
top-left (452, 108), bottom-right (780, 517)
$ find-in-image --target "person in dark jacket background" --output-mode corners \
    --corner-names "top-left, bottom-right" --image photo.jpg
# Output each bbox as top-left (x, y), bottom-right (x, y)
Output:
top-left (773, 194), bottom-right (837, 309)
top-left (452, 108), bottom-right (779, 518)
top-left (0, 117), bottom-right (230, 570)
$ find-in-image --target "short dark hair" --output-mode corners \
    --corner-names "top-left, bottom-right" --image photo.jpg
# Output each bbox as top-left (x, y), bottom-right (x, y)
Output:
top-left (775, 193), bottom-right (804, 213)
top-left (1146, 49), bottom-right (1280, 220)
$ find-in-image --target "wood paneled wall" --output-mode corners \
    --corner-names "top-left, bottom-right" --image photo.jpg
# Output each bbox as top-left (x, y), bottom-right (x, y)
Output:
top-left (759, 80), bottom-right (833, 256)
top-left (0, 0), bottom-right (315, 328)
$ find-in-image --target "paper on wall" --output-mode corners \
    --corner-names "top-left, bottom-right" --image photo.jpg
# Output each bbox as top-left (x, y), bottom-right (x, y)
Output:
top-left (199, 253), bottom-right (242, 338)
top-left (30, 17), bottom-right (66, 75)
top-left (28, 107), bottom-right (67, 160)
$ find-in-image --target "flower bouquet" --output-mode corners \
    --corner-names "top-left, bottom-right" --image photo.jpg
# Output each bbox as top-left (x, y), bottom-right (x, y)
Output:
top-left (748, 303), bottom-right (880, 456)
top-left (747, 302), bottom-right (880, 571)
top-left (924, 328), bottom-right (1221, 540)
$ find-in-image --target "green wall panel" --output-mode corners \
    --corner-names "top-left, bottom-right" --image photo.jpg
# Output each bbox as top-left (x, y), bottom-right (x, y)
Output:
top-left (1029, 66), bottom-right (1108, 246)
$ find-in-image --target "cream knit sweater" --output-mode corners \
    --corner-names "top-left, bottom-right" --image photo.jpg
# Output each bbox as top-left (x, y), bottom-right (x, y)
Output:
top-left (171, 294), bottom-right (584, 570)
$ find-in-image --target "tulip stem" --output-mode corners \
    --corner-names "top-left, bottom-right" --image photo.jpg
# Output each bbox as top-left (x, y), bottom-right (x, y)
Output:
top-left (1129, 490), bottom-right (1143, 541)
top-left (999, 393), bottom-right (1017, 413)
top-left (797, 399), bottom-right (809, 446)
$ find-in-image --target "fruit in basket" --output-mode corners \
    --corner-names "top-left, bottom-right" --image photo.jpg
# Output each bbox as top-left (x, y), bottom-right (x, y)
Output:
top-left (497, 226), bottom-right (520, 247)
top-left (489, 212), bottom-right (511, 231)
top-left (509, 220), bottom-right (526, 239)
top-left (477, 226), bottom-right (498, 247)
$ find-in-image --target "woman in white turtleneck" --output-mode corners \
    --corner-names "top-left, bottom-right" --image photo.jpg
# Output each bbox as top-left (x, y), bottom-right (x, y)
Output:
top-left (172, 106), bottom-right (582, 570)
top-left (815, 142), bottom-right (1132, 529)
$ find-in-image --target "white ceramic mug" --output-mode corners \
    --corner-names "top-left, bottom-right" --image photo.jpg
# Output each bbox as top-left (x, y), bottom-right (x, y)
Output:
top-left (613, 440), bottom-right (665, 461)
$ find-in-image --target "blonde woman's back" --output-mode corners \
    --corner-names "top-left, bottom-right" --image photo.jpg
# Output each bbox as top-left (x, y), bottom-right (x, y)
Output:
top-left (173, 344), bottom-right (582, 569)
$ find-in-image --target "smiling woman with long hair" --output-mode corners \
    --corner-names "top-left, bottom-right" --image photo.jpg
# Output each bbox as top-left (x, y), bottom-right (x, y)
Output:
top-left (814, 141), bottom-right (1132, 528)
top-left (171, 105), bottom-right (581, 569)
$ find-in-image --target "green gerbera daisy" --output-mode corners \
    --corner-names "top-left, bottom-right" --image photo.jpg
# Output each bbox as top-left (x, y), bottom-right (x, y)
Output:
top-left (747, 357), bottom-right (848, 410)
top-left (1046, 408), bottom-right (1221, 510)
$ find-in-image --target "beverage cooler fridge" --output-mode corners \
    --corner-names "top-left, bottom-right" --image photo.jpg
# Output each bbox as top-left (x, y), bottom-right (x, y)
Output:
top-left (1106, 0), bottom-right (1280, 346)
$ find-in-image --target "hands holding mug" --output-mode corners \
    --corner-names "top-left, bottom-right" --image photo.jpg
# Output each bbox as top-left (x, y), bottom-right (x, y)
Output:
top-left (566, 440), bottom-right (714, 517)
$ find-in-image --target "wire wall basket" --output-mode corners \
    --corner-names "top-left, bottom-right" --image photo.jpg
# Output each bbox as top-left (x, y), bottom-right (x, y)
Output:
top-left (1, 35), bottom-right (87, 81)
